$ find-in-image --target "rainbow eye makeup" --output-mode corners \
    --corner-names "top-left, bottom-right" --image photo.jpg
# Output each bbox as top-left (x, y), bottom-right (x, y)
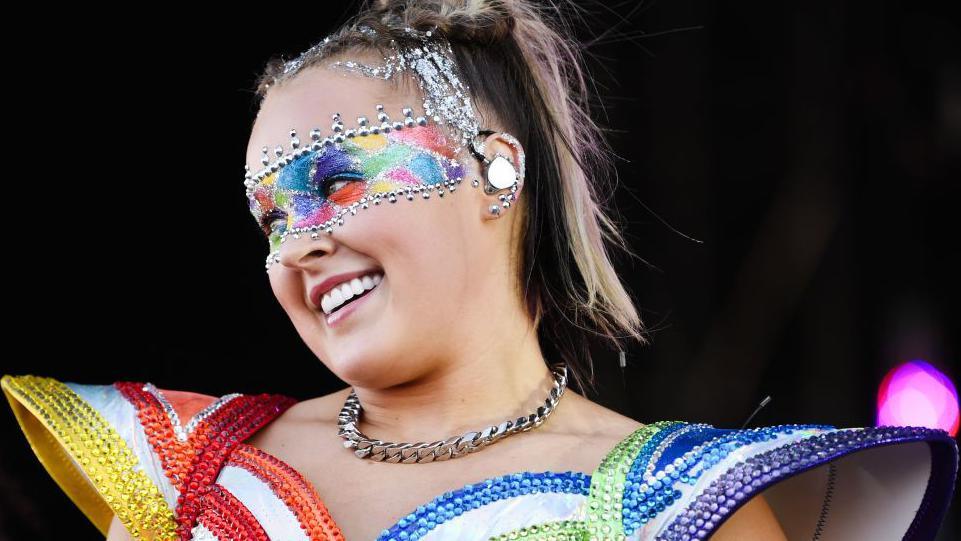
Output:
top-left (247, 34), bottom-right (486, 270)
top-left (248, 123), bottom-right (466, 264)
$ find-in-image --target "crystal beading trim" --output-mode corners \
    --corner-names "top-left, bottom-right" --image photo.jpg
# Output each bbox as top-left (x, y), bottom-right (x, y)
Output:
top-left (142, 382), bottom-right (242, 443)
top-left (655, 425), bottom-right (954, 541)
top-left (376, 471), bottom-right (591, 541)
top-left (1, 375), bottom-right (179, 540)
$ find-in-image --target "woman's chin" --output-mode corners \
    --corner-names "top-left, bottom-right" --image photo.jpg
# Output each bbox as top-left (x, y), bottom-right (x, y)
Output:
top-left (327, 356), bottom-right (404, 388)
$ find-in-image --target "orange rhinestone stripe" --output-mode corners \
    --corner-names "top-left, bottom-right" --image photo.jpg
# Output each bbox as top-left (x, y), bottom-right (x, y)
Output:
top-left (1, 375), bottom-right (178, 540)
top-left (229, 443), bottom-right (345, 540)
top-left (115, 382), bottom-right (199, 494)
top-left (116, 382), bottom-right (297, 541)
top-left (196, 483), bottom-right (270, 541)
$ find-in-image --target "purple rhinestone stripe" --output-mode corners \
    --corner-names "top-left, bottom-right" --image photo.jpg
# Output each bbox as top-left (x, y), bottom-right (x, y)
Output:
top-left (656, 426), bottom-right (956, 541)
top-left (375, 470), bottom-right (591, 541)
top-left (623, 424), bottom-right (831, 535)
top-left (903, 429), bottom-right (959, 541)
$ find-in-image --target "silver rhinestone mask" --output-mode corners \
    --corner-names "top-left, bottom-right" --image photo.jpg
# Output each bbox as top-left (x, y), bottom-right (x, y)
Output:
top-left (245, 29), bottom-right (485, 270)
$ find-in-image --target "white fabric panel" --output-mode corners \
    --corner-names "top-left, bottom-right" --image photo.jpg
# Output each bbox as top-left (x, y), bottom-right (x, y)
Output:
top-left (66, 382), bottom-right (180, 510)
top-left (189, 523), bottom-right (220, 541)
top-left (216, 464), bottom-right (310, 541)
top-left (421, 492), bottom-right (587, 541)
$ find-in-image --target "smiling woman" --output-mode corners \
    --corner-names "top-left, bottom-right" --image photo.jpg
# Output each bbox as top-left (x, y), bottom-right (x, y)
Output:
top-left (3, 0), bottom-right (957, 540)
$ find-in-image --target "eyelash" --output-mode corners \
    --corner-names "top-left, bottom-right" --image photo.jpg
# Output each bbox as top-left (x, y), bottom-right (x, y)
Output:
top-left (259, 173), bottom-right (367, 235)
top-left (321, 172), bottom-right (365, 197)
top-left (261, 210), bottom-right (286, 235)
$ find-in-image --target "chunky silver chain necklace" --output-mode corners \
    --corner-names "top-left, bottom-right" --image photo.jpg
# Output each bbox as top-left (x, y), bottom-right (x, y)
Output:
top-left (337, 364), bottom-right (568, 463)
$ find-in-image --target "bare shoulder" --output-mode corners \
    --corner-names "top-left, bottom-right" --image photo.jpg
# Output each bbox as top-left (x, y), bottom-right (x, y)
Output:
top-left (277, 386), bottom-right (353, 423)
top-left (553, 388), bottom-right (645, 440)
top-left (245, 386), bottom-right (352, 449)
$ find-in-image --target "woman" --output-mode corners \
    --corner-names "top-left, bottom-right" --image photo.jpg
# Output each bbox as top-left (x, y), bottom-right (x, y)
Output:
top-left (3, 1), bottom-right (956, 540)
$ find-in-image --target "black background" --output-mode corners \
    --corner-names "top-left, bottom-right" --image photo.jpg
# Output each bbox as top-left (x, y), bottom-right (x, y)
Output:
top-left (2, 2), bottom-right (958, 539)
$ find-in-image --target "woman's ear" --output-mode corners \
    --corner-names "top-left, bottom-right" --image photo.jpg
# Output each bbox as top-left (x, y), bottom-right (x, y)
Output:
top-left (476, 132), bottom-right (525, 219)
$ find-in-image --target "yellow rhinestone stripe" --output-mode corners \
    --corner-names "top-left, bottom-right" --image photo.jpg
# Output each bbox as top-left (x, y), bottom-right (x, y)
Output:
top-left (2, 375), bottom-right (178, 540)
top-left (487, 519), bottom-right (585, 540)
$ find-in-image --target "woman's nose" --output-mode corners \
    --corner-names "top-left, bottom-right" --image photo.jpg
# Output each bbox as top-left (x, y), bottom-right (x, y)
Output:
top-left (277, 232), bottom-right (336, 270)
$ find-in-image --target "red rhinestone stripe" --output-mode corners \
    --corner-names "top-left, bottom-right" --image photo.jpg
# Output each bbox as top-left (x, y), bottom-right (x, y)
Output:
top-left (196, 483), bottom-right (271, 541)
top-left (115, 382), bottom-right (196, 493)
top-left (115, 382), bottom-right (297, 541)
top-left (228, 444), bottom-right (345, 541)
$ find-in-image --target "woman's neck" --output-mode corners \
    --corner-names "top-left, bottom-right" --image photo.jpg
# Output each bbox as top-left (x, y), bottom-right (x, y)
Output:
top-left (349, 324), bottom-right (556, 444)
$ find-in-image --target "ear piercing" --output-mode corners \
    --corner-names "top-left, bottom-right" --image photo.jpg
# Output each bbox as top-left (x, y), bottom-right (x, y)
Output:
top-left (484, 155), bottom-right (518, 194)
top-left (469, 131), bottom-right (524, 218)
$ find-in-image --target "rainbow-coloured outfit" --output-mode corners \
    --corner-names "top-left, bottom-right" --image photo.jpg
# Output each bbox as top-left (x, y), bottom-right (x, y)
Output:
top-left (3, 374), bottom-right (957, 540)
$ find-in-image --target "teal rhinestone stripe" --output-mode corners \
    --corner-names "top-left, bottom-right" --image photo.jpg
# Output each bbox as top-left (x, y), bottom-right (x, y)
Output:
top-left (621, 423), bottom-right (703, 534)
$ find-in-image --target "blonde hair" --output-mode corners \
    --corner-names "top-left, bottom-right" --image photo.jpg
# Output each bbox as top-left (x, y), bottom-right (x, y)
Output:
top-left (253, 0), bottom-right (649, 394)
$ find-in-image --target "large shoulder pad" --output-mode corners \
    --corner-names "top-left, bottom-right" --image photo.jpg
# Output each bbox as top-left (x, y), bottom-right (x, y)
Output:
top-left (2, 374), bottom-right (296, 540)
top-left (616, 422), bottom-right (957, 541)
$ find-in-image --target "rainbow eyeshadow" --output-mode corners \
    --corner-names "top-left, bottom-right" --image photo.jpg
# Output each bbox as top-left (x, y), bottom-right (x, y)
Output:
top-left (248, 124), bottom-right (466, 254)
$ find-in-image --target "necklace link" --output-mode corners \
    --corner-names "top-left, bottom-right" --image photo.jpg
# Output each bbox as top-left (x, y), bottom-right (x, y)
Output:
top-left (337, 364), bottom-right (569, 463)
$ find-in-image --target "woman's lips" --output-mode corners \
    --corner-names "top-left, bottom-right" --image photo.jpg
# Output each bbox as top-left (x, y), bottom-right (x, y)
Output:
top-left (309, 268), bottom-right (382, 310)
top-left (324, 277), bottom-right (382, 328)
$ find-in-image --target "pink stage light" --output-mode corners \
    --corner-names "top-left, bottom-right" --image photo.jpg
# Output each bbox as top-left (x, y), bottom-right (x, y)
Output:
top-left (877, 360), bottom-right (959, 437)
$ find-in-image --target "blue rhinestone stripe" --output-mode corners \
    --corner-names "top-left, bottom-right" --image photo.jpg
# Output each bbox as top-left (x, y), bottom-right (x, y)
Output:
top-left (622, 423), bottom-right (703, 534)
top-left (656, 425), bottom-right (954, 541)
top-left (678, 424), bottom-right (830, 483)
top-left (623, 424), bottom-right (831, 535)
top-left (582, 422), bottom-right (681, 539)
top-left (375, 470), bottom-right (591, 541)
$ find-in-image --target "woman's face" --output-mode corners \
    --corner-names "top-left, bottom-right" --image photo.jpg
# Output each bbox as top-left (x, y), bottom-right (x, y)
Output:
top-left (246, 63), bottom-right (512, 388)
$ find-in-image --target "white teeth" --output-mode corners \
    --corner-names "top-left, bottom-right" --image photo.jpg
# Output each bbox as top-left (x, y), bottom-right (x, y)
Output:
top-left (339, 282), bottom-right (355, 302)
top-left (350, 278), bottom-right (364, 295)
top-left (320, 273), bottom-right (383, 316)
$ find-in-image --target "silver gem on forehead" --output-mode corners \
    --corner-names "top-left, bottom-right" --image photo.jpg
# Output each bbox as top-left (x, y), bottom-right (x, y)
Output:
top-left (245, 28), bottom-right (478, 189)
top-left (327, 29), bottom-right (480, 154)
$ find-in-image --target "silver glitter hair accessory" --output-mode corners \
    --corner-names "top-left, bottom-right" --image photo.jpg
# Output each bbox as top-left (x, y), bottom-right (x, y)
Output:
top-left (327, 26), bottom-right (480, 154)
top-left (338, 364), bottom-right (568, 463)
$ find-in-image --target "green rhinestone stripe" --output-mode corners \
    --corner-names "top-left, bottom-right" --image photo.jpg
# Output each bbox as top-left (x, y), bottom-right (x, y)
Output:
top-left (582, 421), bottom-right (681, 540)
top-left (2, 374), bottom-right (178, 540)
top-left (487, 519), bottom-right (586, 540)
top-left (485, 422), bottom-right (681, 541)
